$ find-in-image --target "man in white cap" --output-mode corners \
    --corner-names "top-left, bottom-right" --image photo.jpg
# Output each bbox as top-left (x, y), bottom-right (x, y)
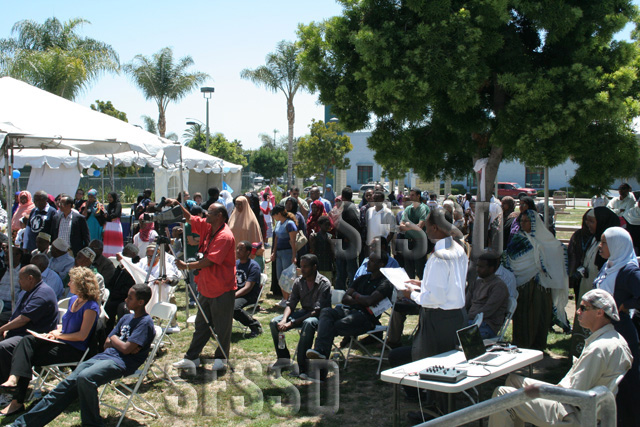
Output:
top-left (47, 239), bottom-right (74, 283)
top-left (71, 247), bottom-right (105, 293)
top-left (488, 289), bottom-right (632, 426)
top-left (31, 232), bottom-right (51, 258)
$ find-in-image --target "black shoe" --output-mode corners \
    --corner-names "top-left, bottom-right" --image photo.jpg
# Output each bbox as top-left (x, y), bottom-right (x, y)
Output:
top-left (339, 337), bottom-right (351, 348)
top-left (248, 326), bottom-right (263, 338)
top-left (360, 332), bottom-right (383, 345)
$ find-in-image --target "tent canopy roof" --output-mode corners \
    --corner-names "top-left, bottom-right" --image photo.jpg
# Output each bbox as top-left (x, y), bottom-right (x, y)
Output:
top-left (0, 77), bottom-right (167, 156)
top-left (1, 145), bottom-right (242, 174)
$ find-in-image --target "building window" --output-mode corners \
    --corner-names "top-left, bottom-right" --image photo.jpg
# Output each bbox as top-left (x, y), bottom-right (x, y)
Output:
top-left (525, 166), bottom-right (544, 188)
top-left (357, 165), bottom-right (373, 184)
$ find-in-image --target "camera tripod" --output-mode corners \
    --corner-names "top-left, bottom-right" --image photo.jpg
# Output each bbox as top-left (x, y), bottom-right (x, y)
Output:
top-left (146, 236), bottom-right (228, 361)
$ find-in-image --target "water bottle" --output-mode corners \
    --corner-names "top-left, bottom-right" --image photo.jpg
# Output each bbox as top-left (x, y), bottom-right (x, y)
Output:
top-left (278, 333), bottom-right (286, 349)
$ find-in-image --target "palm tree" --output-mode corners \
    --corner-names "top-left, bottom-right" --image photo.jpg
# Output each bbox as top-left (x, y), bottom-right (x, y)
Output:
top-left (141, 115), bottom-right (178, 141)
top-left (0, 17), bottom-right (119, 99)
top-left (183, 123), bottom-right (205, 143)
top-left (240, 40), bottom-right (307, 186)
top-left (124, 47), bottom-right (209, 138)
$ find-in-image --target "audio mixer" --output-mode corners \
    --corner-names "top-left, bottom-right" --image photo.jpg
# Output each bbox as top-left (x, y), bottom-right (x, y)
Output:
top-left (419, 365), bottom-right (467, 383)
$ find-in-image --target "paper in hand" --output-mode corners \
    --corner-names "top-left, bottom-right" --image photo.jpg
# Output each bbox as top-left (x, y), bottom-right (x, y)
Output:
top-left (380, 268), bottom-right (420, 291)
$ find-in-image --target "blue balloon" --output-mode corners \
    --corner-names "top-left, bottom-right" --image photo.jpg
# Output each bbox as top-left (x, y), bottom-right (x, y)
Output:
top-left (93, 170), bottom-right (101, 177)
top-left (12, 170), bottom-right (20, 179)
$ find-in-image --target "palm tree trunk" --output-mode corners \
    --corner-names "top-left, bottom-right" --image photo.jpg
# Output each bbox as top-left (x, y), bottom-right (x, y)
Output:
top-left (158, 105), bottom-right (167, 138)
top-left (287, 97), bottom-right (295, 187)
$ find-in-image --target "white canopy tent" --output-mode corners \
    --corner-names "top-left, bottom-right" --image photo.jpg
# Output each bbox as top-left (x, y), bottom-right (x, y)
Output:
top-left (0, 145), bottom-right (243, 198)
top-left (0, 76), bottom-right (172, 311)
top-left (0, 77), bottom-right (168, 155)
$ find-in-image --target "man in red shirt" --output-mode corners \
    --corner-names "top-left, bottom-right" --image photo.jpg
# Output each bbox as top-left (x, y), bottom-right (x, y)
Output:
top-left (172, 202), bottom-right (237, 371)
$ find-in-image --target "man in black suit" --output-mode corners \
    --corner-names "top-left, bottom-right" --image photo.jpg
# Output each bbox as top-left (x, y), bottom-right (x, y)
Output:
top-left (51, 196), bottom-right (90, 257)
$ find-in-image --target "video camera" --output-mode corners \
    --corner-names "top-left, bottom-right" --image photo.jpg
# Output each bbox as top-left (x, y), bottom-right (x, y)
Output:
top-left (142, 197), bottom-right (184, 225)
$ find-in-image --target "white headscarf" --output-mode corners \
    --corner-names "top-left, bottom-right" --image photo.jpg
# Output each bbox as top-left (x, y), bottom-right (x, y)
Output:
top-left (219, 190), bottom-right (234, 216)
top-left (594, 227), bottom-right (638, 294)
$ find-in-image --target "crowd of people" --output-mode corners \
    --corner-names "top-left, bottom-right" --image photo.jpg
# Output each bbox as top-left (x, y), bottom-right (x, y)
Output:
top-left (0, 180), bottom-right (637, 425)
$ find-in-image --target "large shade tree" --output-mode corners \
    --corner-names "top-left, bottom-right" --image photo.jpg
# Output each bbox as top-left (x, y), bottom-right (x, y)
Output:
top-left (295, 120), bottom-right (352, 189)
top-left (298, 1), bottom-right (640, 196)
top-left (124, 47), bottom-right (208, 138)
top-left (240, 40), bottom-right (307, 187)
top-left (0, 17), bottom-right (119, 100)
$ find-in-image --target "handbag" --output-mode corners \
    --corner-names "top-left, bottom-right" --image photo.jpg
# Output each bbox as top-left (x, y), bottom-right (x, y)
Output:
top-left (295, 230), bottom-right (308, 251)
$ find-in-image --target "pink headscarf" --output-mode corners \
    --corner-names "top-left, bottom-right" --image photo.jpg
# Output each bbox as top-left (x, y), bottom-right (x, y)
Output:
top-left (263, 186), bottom-right (276, 207)
top-left (11, 191), bottom-right (35, 231)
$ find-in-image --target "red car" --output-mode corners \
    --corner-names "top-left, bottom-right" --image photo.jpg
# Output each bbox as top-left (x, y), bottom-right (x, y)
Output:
top-left (497, 182), bottom-right (538, 199)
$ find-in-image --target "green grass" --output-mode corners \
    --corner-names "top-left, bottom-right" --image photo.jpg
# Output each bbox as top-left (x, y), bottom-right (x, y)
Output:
top-left (1, 256), bottom-right (578, 426)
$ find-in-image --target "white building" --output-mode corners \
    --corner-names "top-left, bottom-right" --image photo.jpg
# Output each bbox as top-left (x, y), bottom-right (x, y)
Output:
top-left (341, 131), bottom-right (639, 193)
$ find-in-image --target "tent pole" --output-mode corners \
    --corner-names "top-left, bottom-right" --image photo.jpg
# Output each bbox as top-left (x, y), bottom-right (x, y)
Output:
top-left (111, 155), bottom-right (115, 192)
top-left (178, 144), bottom-right (189, 325)
top-left (4, 141), bottom-right (15, 312)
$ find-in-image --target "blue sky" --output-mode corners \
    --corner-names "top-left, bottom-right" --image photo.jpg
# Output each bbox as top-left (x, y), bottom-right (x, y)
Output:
top-left (0, 0), bottom-right (345, 149)
top-left (2, 1), bottom-right (638, 150)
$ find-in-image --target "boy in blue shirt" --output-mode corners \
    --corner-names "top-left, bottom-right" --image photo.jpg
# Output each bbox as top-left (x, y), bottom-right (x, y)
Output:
top-left (11, 283), bottom-right (155, 427)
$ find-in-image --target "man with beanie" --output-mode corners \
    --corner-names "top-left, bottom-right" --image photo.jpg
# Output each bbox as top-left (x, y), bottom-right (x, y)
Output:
top-left (489, 289), bottom-right (632, 426)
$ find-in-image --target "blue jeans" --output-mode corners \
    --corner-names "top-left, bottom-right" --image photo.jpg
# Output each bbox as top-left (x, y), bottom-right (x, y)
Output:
top-left (270, 310), bottom-right (318, 374)
top-left (467, 319), bottom-right (498, 339)
top-left (276, 248), bottom-right (293, 283)
top-left (12, 358), bottom-right (125, 427)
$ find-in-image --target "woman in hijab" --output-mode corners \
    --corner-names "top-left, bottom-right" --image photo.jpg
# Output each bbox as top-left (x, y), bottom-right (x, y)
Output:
top-left (594, 227), bottom-right (640, 425)
top-left (508, 196), bottom-right (537, 240)
top-left (103, 191), bottom-right (123, 257)
top-left (504, 209), bottom-right (568, 350)
top-left (133, 213), bottom-right (158, 255)
top-left (246, 192), bottom-right (267, 244)
top-left (569, 206), bottom-right (620, 357)
top-left (307, 199), bottom-right (333, 236)
top-left (11, 191), bottom-right (34, 233)
top-left (219, 190), bottom-right (234, 216)
top-left (82, 189), bottom-right (105, 242)
top-left (228, 196), bottom-right (263, 246)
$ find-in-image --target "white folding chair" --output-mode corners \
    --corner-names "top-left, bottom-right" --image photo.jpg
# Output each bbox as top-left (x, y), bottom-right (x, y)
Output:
top-left (29, 346), bottom-right (92, 401)
top-left (485, 296), bottom-right (517, 345)
top-left (57, 297), bottom-right (71, 324)
top-left (343, 288), bottom-right (398, 374)
top-left (99, 302), bottom-right (177, 427)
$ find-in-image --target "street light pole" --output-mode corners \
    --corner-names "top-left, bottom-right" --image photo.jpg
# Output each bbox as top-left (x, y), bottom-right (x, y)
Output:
top-left (201, 87), bottom-right (215, 152)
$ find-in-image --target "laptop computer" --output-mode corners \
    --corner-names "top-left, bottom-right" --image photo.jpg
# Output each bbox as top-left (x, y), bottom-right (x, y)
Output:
top-left (456, 324), bottom-right (516, 366)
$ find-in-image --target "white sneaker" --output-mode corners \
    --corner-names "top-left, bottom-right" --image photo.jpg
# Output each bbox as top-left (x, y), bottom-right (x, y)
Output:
top-left (278, 299), bottom-right (287, 308)
top-left (173, 358), bottom-right (200, 369)
top-left (166, 326), bottom-right (181, 334)
top-left (211, 359), bottom-right (227, 371)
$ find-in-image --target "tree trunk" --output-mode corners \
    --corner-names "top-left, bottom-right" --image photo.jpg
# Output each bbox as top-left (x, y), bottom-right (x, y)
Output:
top-left (158, 106), bottom-right (166, 138)
top-left (481, 145), bottom-right (503, 202)
top-left (287, 97), bottom-right (295, 188)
